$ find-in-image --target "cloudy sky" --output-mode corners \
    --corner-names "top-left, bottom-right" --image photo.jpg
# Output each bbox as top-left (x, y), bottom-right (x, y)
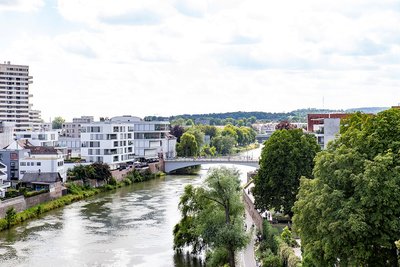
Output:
top-left (1, 0), bottom-right (399, 121)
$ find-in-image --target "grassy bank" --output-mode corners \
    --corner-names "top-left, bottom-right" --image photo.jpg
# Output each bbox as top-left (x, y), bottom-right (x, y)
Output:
top-left (0, 169), bottom-right (165, 232)
top-left (233, 142), bottom-right (260, 154)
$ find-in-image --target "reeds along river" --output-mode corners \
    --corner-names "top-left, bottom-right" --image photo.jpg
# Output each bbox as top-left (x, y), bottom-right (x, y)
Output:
top-left (0, 161), bottom-right (258, 267)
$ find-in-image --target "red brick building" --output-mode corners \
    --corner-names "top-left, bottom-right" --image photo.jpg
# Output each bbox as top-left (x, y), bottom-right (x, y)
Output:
top-left (307, 113), bottom-right (349, 132)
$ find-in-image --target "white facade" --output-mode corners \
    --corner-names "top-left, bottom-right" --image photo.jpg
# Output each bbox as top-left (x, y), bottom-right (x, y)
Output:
top-left (162, 135), bottom-right (177, 159)
top-left (58, 137), bottom-right (81, 158)
top-left (15, 130), bottom-right (59, 147)
top-left (110, 116), bottom-right (174, 159)
top-left (29, 109), bottom-right (42, 131)
top-left (0, 62), bottom-right (35, 132)
top-left (62, 116), bottom-right (94, 138)
top-left (19, 150), bottom-right (66, 182)
top-left (0, 161), bottom-right (10, 197)
top-left (323, 118), bottom-right (341, 149)
top-left (0, 121), bottom-right (15, 149)
top-left (81, 122), bottom-right (135, 169)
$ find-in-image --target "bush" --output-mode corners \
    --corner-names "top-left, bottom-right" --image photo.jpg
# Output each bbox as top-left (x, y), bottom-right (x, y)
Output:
top-left (5, 207), bottom-right (16, 229)
top-left (123, 178), bottom-right (132, 185)
top-left (5, 189), bottom-right (22, 199)
top-left (24, 189), bottom-right (48, 198)
top-left (277, 236), bottom-right (301, 267)
top-left (108, 177), bottom-right (117, 186)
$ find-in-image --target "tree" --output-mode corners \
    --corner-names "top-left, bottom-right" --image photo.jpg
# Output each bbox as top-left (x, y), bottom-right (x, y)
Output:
top-left (177, 133), bottom-right (198, 157)
top-left (275, 120), bottom-right (297, 130)
top-left (253, 129), bottom-right (320, 217)
top-left (91, 162), bottom-right (112, 182)
top-left (200, 145), bottom-right (216, 157)
top-left (293, 109), bottom-right (400, 266)
top-left (221, 124), bottom-right (238, 143)
top-left (186, 127), bottom-right (205, 151)
top-left (52, 116), bottom-right (65, 129)
top-left (173, 167), bottom-right (249, 267)
top-left (201, 125), bottom-right (218, 139)
top-left (185, 119), bottom-right (195, 126)
top-left (211, 135), bottom-right (236, 155)
top-left (170, 125), bottom-right (185, 142)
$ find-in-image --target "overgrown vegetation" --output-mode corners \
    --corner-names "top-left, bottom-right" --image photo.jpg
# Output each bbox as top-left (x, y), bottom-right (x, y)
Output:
top-left (255, 221), bottom-right (301, 267)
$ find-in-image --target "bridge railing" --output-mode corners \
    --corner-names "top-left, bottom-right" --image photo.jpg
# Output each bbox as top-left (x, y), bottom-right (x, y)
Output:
top-left (165, 156), bottom-right (259, 162)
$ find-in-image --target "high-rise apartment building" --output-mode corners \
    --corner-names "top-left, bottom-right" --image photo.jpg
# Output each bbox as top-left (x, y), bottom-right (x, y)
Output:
top-left (0, 61), bottom-right (35, 132)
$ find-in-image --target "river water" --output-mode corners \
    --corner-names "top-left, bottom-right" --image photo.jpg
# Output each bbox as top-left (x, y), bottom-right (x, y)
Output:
top-left (0, 149), bottom-right (260, 267)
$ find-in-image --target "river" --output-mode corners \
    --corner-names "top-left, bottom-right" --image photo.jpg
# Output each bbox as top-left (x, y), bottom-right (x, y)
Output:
top-left (0, 149), bottom-right (260, 267)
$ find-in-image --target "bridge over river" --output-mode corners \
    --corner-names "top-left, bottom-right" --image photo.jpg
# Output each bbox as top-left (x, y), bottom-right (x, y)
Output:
top-left (164, 156), bottom-right (259, 173)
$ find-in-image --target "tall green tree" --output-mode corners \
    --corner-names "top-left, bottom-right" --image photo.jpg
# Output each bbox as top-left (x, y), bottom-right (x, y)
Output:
top-left (253, 129), bottom-right (320, 217)
top-left (173, 167), bottom-right (249, 267)
top-left (186, 127), bottom-right (205, 151)
top-left (177, 133), bottom-right (198, 157)
top-left (293, 109), bottom-right (400, 266)
top-left (211, 135), bottom-right (236, 155)
top-left (52, 116), bottom-right (65, 129)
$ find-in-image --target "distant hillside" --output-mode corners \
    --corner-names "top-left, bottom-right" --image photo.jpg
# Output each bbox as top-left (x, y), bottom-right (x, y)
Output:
top-left (144, 107), bottom-right (390, 124)
top-left (345, 107), bottom-right (389, 114)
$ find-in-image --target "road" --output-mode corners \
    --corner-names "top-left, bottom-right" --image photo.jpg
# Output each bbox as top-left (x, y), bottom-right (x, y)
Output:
top-left (239, 210), bottom-right (258, 267)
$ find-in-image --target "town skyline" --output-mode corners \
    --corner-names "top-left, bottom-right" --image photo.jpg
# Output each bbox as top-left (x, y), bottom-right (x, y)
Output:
top-left (1, 0), bottom-right (399, 121)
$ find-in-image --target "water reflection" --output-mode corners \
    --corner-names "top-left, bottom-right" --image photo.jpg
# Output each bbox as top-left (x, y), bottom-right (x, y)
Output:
top-left (0, 164), bottom-right (257, 266)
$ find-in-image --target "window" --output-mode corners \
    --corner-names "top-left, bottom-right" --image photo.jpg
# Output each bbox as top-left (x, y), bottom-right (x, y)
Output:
top-left (20, 162), bottom-right (26, 166)
top-left (36, 162), bottom-right (41, 166)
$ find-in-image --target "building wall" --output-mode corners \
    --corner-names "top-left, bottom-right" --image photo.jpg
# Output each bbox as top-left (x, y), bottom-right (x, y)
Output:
top-left (81, 122), bottom-right (135, 169)
top-left (58, 137), bottom-right (81, 158)
top-left (19, 153), bottom-right (66, 182)
top-left (323, 118), bottom-right (341, 149)
top-left (15, 131), bottom-right (59, 147)
top-left (307, 113), bottom-right (348, 132)
top-left (0, 62), bottom-right (32, 131)
top-left (0, 188), bottom-right (62, 218)
top-left (0, 149), bottom-right (27, 180)
top-left (0, 121), bottom-right (15, 149)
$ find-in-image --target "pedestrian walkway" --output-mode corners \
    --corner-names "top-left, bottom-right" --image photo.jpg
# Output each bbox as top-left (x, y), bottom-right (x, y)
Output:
top-left (239, 210), bottom-right (258, 267)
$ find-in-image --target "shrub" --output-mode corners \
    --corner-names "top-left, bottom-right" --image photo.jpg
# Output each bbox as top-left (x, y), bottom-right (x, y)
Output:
top-left (108, 177), bottom-right (117, 186)
top-left (24, 189), bottom-right (48, 198)
top-left (5, 207), bottom-right (16, 229)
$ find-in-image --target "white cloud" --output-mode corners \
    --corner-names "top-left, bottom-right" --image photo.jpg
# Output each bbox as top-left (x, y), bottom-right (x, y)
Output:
top-left (0, 0), bottom-right (44, 12)
top-left (2, 0), bottom-right (400, 120)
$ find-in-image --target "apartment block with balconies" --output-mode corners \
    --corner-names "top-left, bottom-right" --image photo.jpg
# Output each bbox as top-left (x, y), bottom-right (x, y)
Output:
top-left (0, 62), bottom-right (33, 132)
top-left (80, 122), bottom-right (135, 169)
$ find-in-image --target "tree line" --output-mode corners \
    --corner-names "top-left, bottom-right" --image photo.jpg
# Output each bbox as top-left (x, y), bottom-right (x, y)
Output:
top-left (170, 124), bottom-right (257, 157)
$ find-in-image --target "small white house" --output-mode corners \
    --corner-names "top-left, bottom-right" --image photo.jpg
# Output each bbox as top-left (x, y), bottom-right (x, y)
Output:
top-left (19, 146), bottom-right (66, 182)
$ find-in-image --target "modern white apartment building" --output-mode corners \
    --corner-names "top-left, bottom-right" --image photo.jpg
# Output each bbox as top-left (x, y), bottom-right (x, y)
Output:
top-left (62, 116), bottom-right (94, 138)
top-left (81, 122), bottom-right (135, 169)
top-left (15, 130), bottom-right (59, 147)
top-left (110, 116), bottom-right (175, 159)
top-left (0, 61), bottom-right (33, 131)
top-left (19, 146), bottom-right (66, 182)
top-left (59, 116), bottom-right (94, 158)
